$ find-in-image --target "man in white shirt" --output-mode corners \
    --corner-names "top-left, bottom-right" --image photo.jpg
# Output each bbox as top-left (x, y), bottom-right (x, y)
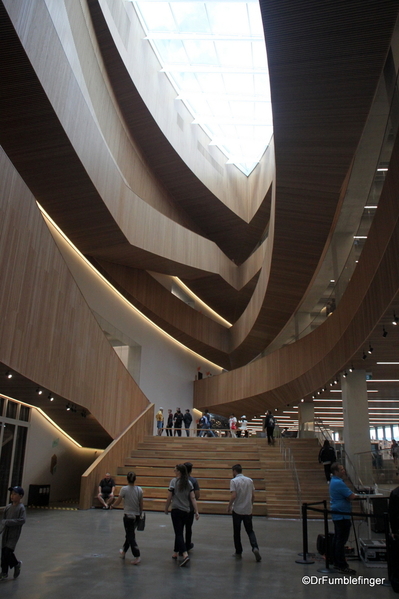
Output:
top-left (227, 464), bottom-right (261, 562)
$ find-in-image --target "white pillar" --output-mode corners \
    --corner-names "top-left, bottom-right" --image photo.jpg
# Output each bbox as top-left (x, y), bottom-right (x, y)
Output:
top-left (298, 402), bottom-right (315, 438)
top-left (341, 370), bottom-right (372, 486)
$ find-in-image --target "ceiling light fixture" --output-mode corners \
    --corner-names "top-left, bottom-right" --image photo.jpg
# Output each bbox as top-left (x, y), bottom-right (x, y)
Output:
top-left (368, 343), bottom-right (373, 354)
top-left (36, 388), bottom-right (43, 395)
top-left (382, 327), bottom-right (388, 337)
top-left (5, 370), bottom-right (12, 379)
top-left (393, 312), bottom-right (399, 325)
top-left (362, 351), bottom-right (367, 360)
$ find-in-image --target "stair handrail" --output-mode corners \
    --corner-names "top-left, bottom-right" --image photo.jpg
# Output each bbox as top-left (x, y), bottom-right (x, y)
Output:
top-left (279, 438), bottom-right (302, 514)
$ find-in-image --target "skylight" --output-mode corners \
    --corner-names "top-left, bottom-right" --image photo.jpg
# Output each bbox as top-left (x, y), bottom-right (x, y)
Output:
top-left (132, 1), bottom-right (272, 176)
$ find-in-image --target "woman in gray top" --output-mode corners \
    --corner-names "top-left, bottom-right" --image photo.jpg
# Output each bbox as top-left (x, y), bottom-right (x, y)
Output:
top-left (111, 471), bottom-right (143, 565)
top-left (165, 464), bottom-right (199, 567)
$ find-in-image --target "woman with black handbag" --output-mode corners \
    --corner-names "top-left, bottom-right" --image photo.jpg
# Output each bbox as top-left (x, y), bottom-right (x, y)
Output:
top-left (111, 471), bottom-right (144, 565)
top-left (165, 464), bottom-right (199, 567)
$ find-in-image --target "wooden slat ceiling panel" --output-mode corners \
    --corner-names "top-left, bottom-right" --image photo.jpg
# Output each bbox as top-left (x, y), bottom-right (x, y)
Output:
top-left (195, 124), bottom-right (399, 416)
top-left (222, 0), bottom-right (399, 362)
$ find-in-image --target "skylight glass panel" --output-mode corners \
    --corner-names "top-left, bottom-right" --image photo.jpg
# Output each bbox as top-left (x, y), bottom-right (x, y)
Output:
top-left (132, 1), bottom-right (273, 176)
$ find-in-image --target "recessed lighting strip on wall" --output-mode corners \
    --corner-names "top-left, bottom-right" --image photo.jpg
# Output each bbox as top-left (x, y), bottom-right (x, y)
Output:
top-left (38, 204), bottom-right (225, 373)
top-left (0, 393), bottom-right (84, 448)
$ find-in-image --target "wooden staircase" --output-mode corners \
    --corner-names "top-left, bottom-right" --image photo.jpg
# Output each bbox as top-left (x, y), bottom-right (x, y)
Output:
top-left (112, 436), bottom-right (301, 518)
top-left (283, 438), bottom-right (330, 518)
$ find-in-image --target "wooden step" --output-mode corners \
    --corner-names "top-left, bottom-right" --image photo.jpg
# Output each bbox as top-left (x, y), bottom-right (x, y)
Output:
top-left (118, 466), bottom-right (264, 479)
top-left (125, 457), bottom-right (261, 469)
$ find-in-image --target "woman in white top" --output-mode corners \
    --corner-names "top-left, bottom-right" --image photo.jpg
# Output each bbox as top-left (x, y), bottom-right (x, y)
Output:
top-left (165, 464), bottom-right (199, 567)
top-left (111, 471), bottom-right (143, 565)
top-left (229, 414), bottom-right (237, 438)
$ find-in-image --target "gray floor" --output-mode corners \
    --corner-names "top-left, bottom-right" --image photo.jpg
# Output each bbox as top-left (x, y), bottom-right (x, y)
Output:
top-left (1, 508), bottom-right (396, 598)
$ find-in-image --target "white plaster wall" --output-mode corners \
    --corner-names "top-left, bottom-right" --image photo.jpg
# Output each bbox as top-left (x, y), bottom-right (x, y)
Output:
top-left (22, 409), bottom-right (100, 504)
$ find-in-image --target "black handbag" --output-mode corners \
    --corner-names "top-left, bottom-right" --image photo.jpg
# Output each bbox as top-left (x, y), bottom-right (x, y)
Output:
top-left (137, 513), bottom-right (146, 531)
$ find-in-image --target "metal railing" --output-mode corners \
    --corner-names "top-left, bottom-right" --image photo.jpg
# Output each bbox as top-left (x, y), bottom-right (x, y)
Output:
top-left (279, 437), bottom-right (302, 514)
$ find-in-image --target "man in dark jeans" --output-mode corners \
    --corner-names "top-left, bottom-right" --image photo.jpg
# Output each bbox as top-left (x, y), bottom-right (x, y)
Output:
top-left (329, 462), bottom-right (358, 574)
top-left (227, 464), bottom-right (261, 562)
top-left (173, 408), bottom-right (183, 436)
top-left (183, 409), bottom-right (193, 437)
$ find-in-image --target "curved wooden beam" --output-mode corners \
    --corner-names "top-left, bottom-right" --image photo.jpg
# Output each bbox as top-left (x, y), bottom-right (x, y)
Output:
top-left (194, 122), bottom-right (399, 415)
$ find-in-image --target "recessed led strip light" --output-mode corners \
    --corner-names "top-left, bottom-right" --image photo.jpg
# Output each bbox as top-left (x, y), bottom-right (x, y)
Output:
top-left (173, 277), bottom-right (232, 327)
top-left (38, 204), bottom-right (225, 372)
top-left (367, 379), bottom-right (399, 382)
top-left (329, 389), bottom-right (379, 393)
top-left (0, 393), bottom-right (83, 448)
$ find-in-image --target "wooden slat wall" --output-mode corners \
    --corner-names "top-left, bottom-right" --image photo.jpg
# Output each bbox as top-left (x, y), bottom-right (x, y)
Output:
top-left (194, 123), bottom-right (399, 415)
top-left (2, 0), bottom-right (399, 426)
top-left (0, 149), bottom-right (149, 440)
top-left (79, 404), bottom-right (154, 509)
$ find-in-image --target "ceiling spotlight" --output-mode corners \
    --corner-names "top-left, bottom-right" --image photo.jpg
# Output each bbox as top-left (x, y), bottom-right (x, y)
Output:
top-left (342, 371), bottom-right (347, 378)
top-left (362, 351), bottom-right (367, 360)
top-left (81, 410), bottom-right (87, 418)
top-left (349, 364), bottom-right (354, 372)
top-left (368, 343), bottom-right (373, 354)
top-left (393, 312), bottom-right (399, 325)
top-left (66, 404), bottom-right (71, 411)
top-left (48, 394), bottom-right (54, 401)
top-left (383, 327), bottom-right (388, 337)
top-left (36, 388), bottom-right (43, 395)
top-left (5, 370), bottom-right (12, 379)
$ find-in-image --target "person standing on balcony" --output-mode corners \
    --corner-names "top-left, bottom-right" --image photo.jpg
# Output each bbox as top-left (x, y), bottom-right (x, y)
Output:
top-left (156, 407), bottom-right (164, 436)
top-left (229, 414), bottom-right (237, 438)
top-left (166, 409), bottom-right (173, 436)
top-left (174, 408), bottom-right (184, 436)
top-left (183, 409), bottom-right (193, 437)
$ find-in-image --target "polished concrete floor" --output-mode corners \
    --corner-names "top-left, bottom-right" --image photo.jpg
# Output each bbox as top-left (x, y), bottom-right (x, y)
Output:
top-left (1, 508), bottom-right (396, 598)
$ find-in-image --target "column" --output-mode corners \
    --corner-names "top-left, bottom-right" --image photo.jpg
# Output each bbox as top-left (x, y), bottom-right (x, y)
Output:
top-left (298, 402), bottom-right (315, 438)
top-left (341, 369), bottom-right (372, 486)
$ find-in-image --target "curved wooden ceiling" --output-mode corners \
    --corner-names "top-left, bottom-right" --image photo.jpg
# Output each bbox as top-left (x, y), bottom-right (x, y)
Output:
top-left (2, 0), bottom-right (399, 425)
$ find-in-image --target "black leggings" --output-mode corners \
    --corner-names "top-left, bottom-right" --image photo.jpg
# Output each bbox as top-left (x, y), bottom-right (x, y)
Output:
top-left (122, 515), bottom-right (140, 557)
top-left (171, 509), bottom-right (189, 554)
